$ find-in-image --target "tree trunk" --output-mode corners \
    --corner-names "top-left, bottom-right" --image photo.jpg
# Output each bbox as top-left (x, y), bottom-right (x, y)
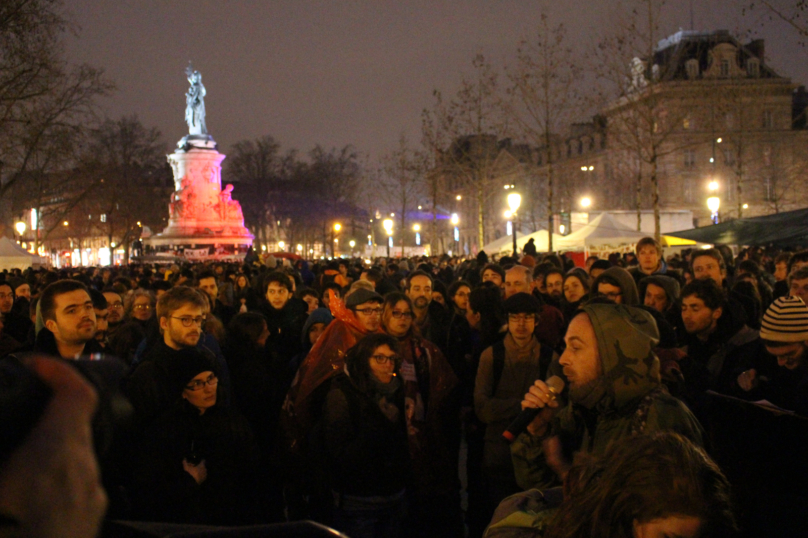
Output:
top-left (477, 181), bottom-right (485, 252)
top-left (547, 164), bottom-right (554, 253)
top-left (651, 156), bottom-right (660, 242)
top-left (636, 169), bottom-right (643, 232)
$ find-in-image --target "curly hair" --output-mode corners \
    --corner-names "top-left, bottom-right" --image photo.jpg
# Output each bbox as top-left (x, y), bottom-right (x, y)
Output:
top-left (545, 433), bottom-right (736, 538)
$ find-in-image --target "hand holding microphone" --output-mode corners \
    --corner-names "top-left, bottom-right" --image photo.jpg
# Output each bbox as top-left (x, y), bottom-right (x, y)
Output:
top-left (503, 376), bottom-right (565, 441)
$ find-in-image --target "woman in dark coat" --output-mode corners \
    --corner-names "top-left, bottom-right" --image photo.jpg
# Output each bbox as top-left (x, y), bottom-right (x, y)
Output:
top-left (132, 347), bottom-right (262, 526)
top-left (322, 333), bottom-right (410, 538)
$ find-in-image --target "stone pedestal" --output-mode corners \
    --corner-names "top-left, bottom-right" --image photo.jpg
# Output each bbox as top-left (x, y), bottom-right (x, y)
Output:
top-left (145, 136), bottom-right (253, 259)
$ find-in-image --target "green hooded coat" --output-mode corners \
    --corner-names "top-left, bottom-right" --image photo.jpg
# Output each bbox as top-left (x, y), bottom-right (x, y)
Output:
top-left (511, 303), bottom-right (704, 491)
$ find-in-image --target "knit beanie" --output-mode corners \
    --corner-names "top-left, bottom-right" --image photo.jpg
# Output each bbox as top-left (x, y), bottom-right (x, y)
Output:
top-left (759, 296), bottom-right (808, 343)
top-left (170, 348), bottom-right (217, 395)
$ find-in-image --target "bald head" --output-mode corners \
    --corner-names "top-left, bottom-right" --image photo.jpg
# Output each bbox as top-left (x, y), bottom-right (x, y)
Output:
top-left (505, 265), bottom-right (534, 299)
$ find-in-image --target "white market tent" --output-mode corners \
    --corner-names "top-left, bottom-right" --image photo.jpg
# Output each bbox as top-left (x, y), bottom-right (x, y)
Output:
top-left (554, 212), bottom-right (700, 253)
top-left (482, 229), bottom-right (566, 257)
top-left (0, 237), bottom-right (47, 271)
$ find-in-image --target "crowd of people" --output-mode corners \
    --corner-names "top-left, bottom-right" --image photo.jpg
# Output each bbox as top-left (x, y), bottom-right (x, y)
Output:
top-left (2, 238), bottom-right (806, 537)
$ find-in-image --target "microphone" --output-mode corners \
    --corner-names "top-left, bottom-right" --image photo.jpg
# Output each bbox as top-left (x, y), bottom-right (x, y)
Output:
top-left (502, 376), bottom-right (565, 442)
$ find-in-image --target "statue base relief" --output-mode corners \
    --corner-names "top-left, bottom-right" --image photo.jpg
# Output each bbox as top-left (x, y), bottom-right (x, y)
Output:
top-left (145, 134), bottom-right (253, 261)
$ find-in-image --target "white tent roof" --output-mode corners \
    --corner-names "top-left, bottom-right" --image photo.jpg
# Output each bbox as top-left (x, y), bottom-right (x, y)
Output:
top-left (481, 229), bottom-right (566, 257)
top-left (553, 213), bottom-right (652, 251)
top-left (0, 237), bottom-right (45, 270)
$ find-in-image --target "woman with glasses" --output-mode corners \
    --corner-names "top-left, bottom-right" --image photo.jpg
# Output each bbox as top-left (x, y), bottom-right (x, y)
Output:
top-left (380, 293), bottom-right (463, 538)
top-left (132, 348), bottom-right (262, 525)
top-left (321, 333), bottom-right (409, 538)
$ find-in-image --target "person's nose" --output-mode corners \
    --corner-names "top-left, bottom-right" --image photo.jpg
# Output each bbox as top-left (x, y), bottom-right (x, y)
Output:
top-left (559, 349), bottom-right (571, 366)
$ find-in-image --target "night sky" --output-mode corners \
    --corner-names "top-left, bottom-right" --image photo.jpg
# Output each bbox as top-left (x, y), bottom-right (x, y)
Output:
top-left (63, 0), bottom-right (808, 163)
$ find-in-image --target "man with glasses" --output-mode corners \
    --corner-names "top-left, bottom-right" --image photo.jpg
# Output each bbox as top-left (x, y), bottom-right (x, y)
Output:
top-left (474, 292), bottom-right (556, 516)
top-left (102, 289), bottom-right (125, 338)
top-left (125, 286), bottom-right (226, 431)
top-left (592, 266), bottom-right (640, 305)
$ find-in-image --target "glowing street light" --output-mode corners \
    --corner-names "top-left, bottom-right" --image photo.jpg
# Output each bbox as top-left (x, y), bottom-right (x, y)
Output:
top-left (349, 239), bottom-right (356, 249)
top-left (63, 221), bottom-right (69, 227)
top-left (708, 181), bottom-right (719, 192)
top-left (412, 224), bottom-right (421, 246)
top-left (580, 197), bottom-right (592, 208)
top-left (507, 192), bottom-right (522, 255)
top-left (297, 244), bottom-right (303, 252)
top-left (451, 213), bottom-right (459, 226)
top-left (14, 221), bottom-right (26, 241)
top-left (383, 218), bottom-right (393, 257)
top-left (331, 223), bottom-right (342, 257)
top-left (278, 241), bottom-right (285, 250)
top-left (707, 196), bottom-right (721, 224)
top-left (456, 195), bottom-right (462, 201)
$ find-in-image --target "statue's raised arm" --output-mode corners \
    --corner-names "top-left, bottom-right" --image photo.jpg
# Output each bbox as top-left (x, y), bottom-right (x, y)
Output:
top-left (184, 63), bottom-right (207, 135)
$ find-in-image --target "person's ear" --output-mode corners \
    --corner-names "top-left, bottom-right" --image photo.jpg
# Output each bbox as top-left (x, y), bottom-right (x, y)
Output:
top-left (159, 316), bottom-right (169, 332)
top-left (44, 318), bottom-right (58, 334)
top-left (713, 306), bottom-right (723, 321)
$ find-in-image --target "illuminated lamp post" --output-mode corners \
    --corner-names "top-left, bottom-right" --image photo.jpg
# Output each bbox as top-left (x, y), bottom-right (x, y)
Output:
top-left (383, 218), bottom-right (393, 258)
top-left (707, 197), bottom-right (720, 225)
top-left (507, 192), bottom-right (521, 256)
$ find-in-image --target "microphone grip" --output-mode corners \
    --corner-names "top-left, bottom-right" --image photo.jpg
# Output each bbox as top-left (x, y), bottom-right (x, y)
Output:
top-left (502, 407), bottom-right (541, 442)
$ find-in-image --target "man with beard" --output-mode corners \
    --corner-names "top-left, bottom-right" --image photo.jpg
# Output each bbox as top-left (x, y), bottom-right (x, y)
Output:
top-left (406, 270), bottom-right (449, 355)
top-left (32, 280), bottom-right (103, 359)
top-left (125, 286), bottom-right (221, 431)
top-left (88, 289), bottom-right (110, 349)
top-left (511, 303), bottom-right (703, 491)
top-left (103, 289), bottom-right (125, 339)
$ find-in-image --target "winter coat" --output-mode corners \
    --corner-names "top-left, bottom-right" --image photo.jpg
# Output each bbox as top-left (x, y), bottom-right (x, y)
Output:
top-left (259, 298), bottom-right (308, 362)
top-left (592, 267), bottom-right (640, 305)
top-left (511, 304), bottom-right (704, 491)
top-left (322, 372), bottom-right (410, 497)
top-left (132, 400), bottom-right (262, 525)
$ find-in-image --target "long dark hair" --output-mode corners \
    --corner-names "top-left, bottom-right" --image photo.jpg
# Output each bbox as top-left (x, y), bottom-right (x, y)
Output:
top-left (345, 333), bottom-right (401, 395)
top-left (545, 433), bottom-right (736, 538)
top-left (468, 282), bottom-right (505, 348)
top-left (382, 292), bottom-right (415, 337)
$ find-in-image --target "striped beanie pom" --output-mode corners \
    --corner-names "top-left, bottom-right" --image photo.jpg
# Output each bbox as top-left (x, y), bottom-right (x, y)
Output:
top-left (759, 296), bottom-right (808, 343)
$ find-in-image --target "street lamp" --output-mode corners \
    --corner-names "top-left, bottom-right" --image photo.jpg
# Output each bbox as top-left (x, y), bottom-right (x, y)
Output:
top-left (451, 213), bottom-right (460, 253)
top-left (707, 196), bottom-right (721, 224)
top-left (14, 221), bottom-right (26, 242)
top-left (580, 197), bottom-right (592, 208)
top-left (332, 223), bottom-right (342, 258)
top-left (708, 181), bottom-right (719, 192)
top-left (507, 192), bottom-right (521, 256)
top-left (413, 224), bottom-right (421, 246)
top-left (383, 218), bottom-right (393, 258)
top-left (278, 240), bottom-right (285, 251)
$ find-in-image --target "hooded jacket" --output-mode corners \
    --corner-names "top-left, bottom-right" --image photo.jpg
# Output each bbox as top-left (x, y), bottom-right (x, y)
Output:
top-left (511, 303), bottom-right (704, 491)
top-left (592, 267), bottom-right (640, 305)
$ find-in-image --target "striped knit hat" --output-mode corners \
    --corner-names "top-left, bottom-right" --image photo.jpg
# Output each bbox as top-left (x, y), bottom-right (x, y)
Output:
top-left (759, 296), bottom-right (808, 343)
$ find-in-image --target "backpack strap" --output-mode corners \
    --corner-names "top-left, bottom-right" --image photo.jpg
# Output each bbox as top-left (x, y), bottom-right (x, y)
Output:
top-left (491, 340), bottom-right (506, 395)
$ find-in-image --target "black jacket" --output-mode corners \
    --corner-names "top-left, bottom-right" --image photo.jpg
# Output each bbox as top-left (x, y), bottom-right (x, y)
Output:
top-left (322, 373), bottom-right (409, 497)
top-left (132, 400), bottom-right (262, 525)
top-left (259, 298), bottom-right (308, 362)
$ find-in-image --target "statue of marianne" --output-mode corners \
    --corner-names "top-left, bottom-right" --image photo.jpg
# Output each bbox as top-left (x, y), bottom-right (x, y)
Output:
top-left (184, 63), bottom-right (207, 135)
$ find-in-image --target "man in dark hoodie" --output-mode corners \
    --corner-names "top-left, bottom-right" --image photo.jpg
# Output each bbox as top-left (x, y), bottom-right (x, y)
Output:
top-left (511, 303), bottom-right (704, 491)
top-left (592, 266), bottom-right (640, 305)
top-left (639, 274), bottom-right (682, 338)
top-left (260, 271), bottom-right (308, 364)
top-left (406, 270), bottom-right (450, 356)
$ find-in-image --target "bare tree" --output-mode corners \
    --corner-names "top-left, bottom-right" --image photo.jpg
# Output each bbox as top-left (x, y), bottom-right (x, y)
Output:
top-left (504, 13), bottom-right (582, 252)
top-left (0, 0), bottom-right (113, 202)
top-left (424, 54), bottom-right (509, 251)
top-left (595, 0), bottom-right (699, 239)
top-left (380, 135), bottom-right (424, 256)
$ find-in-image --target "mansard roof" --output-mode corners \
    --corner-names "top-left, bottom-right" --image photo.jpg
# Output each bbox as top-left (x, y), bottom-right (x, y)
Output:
top-left (651, 29), bottom-right (785, 82)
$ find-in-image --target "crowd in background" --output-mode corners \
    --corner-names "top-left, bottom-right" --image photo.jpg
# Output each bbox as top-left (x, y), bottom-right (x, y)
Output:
top-left (2, 239), bottom-right (807, 537)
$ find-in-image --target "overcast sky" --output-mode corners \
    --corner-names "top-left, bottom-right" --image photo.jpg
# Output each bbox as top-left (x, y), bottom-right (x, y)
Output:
top-left (63, 0), bottom-right (808, 164)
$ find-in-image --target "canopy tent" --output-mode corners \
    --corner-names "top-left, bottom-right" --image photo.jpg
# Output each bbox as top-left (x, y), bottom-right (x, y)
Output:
top-left (552, 213), bottom-right (696, 251)
top-left (0, 237), bottom-right (47, 270)
top-left (481, 229), bottom-right (565, 257)
top-left (665, 207), bottom-right (808, 247)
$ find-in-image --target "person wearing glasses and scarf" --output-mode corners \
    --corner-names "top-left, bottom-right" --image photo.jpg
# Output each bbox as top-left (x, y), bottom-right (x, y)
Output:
top-left (321, 333), bottom-right (409, 538)
top-left (381, 292), bottom-right (462, 538)
top-left (132, 348), bottom-right (261, 525)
